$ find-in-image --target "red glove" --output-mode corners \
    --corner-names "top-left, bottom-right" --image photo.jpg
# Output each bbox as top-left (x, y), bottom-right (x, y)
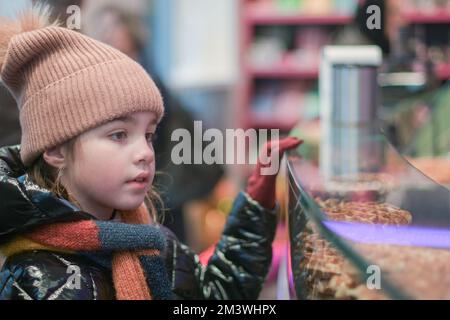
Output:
top-left (246, 137), bottom-right (303, 210)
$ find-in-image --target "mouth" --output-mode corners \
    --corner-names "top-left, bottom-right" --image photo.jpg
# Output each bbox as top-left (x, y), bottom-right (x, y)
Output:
top-left (127, 172), bottom-right (151, 185)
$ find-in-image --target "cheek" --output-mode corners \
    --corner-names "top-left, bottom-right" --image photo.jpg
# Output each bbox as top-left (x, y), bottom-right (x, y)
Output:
top-left (72, 148), bottom-right (125, 190)
top-left (149, 161), bottom-right (156, 184)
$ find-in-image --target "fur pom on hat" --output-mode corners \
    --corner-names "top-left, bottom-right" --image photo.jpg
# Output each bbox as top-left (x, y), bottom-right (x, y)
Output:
top-left (0, 7), bottom-right (164, 166)
top-left (0, 6), bottom-right (57, 71)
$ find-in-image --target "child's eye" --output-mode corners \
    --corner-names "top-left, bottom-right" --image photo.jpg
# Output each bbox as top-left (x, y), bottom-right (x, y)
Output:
top-left (146, 132), bottom-right (156, 144)
top-left (110, 131), bottom-right (127, 141)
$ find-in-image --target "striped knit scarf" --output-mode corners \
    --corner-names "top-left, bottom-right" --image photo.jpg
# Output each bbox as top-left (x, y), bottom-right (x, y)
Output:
top-left (0, 204), bottom-right (173, 300)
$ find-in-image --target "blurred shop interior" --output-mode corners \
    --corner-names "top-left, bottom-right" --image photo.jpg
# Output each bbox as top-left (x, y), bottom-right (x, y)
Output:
top-left (2, 0), bottom-right (450, 299)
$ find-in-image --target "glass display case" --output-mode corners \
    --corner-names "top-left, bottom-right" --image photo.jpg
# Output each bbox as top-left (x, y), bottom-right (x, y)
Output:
top-left (284, 131), bottom-right (450, 300)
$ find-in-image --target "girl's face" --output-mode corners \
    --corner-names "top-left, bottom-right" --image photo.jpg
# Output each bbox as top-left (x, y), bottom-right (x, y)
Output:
top-left (63, 111), bottom-right (158, 220)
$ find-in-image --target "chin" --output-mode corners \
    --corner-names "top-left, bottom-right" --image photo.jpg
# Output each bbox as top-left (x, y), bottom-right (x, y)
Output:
top-left (114, 198), bottom-right (146, 212)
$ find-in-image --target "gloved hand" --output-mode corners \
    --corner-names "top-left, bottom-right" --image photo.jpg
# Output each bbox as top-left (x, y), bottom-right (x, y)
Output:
top-left (245, 137), bottom-right (303, 210)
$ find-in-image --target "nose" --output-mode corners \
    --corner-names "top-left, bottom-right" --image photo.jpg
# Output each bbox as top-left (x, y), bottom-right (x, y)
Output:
top-left (133, 139), bottom-right (155, 166)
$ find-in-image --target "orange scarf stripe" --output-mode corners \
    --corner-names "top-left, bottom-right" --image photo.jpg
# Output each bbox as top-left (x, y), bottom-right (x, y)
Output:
top-left (26, 220), bottom-right (101, 251)
top-left (112, 252), bottom-right (152, 300)
top-left (4, 204), bottom-right (172, 300)
top-left (136, 249), bottom-right (160, 256)
top-left (120, 204), bottom-right (151, 224)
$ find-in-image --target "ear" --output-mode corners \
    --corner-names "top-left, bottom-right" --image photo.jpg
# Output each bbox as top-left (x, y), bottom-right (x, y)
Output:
top-left (42, 145), bottom-right (67, 169)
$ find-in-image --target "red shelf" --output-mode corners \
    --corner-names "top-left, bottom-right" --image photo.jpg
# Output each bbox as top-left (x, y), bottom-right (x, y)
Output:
top-left (250, 64), bottom-right (450, 80)
top-left (245, 11), bottom-right (353, 25)
top-left (246, 10), bottom-right (450, 25)
top-left (247, 118), bottom-right (298, 131)
top-left (250, 67), bottom-right (319, 79)
top-left (405, 11), bottom-right (450, 24)
top-left (240, 0), bottom-right (450, 136)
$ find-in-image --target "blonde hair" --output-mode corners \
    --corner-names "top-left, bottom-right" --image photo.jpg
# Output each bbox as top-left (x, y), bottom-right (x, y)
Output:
top-left (26, 136), bottom-right (163, 224)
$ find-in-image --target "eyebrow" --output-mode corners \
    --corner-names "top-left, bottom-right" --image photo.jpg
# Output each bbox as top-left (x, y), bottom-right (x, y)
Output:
top-left (111, 115), bottom-right (158, 126)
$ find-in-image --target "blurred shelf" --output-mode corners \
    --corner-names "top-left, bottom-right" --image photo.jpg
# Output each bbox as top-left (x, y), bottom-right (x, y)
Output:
top-left (245, 5), bottom-right (450, 24)
top-left (249, 64), bottom-right (450, 80)
top-left (240, 0), bottom-right (450, 135)
top-left (247, 118), bottom-right (299, 131)
top-left (245, 11), bottom-right (353, 25)
top-left (250, 67), bottom-right (319, 79)
top-left (248, 68), bottom-right (450, 81)
top-left (405, 11), bottom-right (450, 24)
top-left (245, 10), bottom-right (450, 26)
top-left (240, 1), bottom-right (354, 132)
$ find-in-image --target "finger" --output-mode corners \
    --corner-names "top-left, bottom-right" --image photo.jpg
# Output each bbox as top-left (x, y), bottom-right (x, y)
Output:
top-left (278, 137), bottom-right (303, 153)
top-left (261, 137), bottom-right (303, 159)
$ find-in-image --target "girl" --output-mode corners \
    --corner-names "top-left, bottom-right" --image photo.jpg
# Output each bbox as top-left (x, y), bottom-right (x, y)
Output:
top-left (0, 9), bottom-right (301, 300)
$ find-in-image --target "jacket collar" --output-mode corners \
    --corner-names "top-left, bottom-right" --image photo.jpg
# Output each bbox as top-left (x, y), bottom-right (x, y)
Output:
top-left (0, 145), bottom-right (92, 244)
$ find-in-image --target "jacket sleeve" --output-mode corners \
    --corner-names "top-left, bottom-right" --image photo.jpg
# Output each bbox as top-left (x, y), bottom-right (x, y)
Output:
top-left (167, 191), bottom-right (278, 299)
top-left (0, 250), bottom-right (114, 300)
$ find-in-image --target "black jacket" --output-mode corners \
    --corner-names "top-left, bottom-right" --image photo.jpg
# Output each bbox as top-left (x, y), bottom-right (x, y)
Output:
top-left (0, 145), bottom-right (277, 300)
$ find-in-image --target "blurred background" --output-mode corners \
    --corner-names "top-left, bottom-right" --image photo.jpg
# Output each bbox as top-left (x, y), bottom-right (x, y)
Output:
top-left (1, 0), bottom-right (450, 298)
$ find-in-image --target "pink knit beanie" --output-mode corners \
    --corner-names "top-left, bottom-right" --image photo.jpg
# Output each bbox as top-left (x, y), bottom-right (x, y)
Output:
top-left (0, 9), bottom-right (164, 166)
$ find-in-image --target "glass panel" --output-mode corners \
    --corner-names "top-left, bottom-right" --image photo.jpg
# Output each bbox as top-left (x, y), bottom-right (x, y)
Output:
top-left (286, 132), bottom-right (450, 300)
